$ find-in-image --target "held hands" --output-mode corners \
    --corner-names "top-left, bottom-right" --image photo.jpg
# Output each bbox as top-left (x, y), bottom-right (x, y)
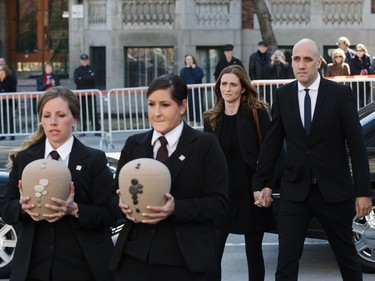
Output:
top-left (117, 189), bottom-right (175, 224)
top-left (355, 197), bottom-right (373, 217)
top-left (19, 181), bottom-right (79, 223)
top-left (253, 187), bottom-right (273, 208)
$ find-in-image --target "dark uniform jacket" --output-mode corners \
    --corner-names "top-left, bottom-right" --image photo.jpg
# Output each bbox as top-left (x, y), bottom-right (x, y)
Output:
top-left (0, 137), bottom-right (115, 281)
top-left (214, 57), bottom-right (244, 80)
top-left (74, 65), bottom-right (96, 89)
top-left (110, 123), bottom-right (228, 274)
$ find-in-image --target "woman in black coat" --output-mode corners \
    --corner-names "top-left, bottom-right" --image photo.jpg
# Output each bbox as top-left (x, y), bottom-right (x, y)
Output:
top-left (110, 74), bottom-right (228, 281)
top-left (203, 65), bottom-right (275, 281)
top-left (0, 87), bottom-right (115, 281)
top-left (350, 43), bottom-right (372, 107)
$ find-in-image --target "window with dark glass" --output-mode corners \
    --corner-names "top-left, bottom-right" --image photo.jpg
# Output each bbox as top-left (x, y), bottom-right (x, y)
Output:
top-left (125, 47), bottom-right (174, 87)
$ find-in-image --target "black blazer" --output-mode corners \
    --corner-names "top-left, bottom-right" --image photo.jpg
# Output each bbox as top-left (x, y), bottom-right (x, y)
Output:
top-left (204, 105), bottom-right (270, 170)
top-left (110, 123), bottom-right (228, 273)
top-left (0, 137), bottom-right (115, 281)
top-left (253, 78), bottom-right (371, 203)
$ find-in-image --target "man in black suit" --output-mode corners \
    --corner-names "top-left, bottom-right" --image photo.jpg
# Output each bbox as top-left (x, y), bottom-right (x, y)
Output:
top-left (213, 44), bottom-right (244, 80)
top-left (74, 53), bottom-right (101, 134)
top-left (252, 38), bottom-right (373, 281)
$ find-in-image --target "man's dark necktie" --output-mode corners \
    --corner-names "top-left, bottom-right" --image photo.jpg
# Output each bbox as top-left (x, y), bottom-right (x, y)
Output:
top-left (156, 136), bottom-right (168, 162)
top-left (50, 150), bottom-right (60, 161)
top-left (304, 89), bottom-right (311, 135)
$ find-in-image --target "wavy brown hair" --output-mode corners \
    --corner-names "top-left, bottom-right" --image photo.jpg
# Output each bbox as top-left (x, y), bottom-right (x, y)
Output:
top-left (7, 86), bottom-right (80, 171)
top-left (203, 65), bottom-right (268, 130)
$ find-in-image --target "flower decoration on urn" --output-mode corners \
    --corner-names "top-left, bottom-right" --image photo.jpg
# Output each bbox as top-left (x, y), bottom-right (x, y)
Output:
top-left (21, 159), bottom-right (71, 219)
top-left (118, 158), bottom-right (171, 222)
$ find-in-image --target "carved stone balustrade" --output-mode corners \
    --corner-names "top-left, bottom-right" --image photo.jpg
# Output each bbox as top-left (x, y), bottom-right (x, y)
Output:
top-left (121, 0), bottom-right (175, 29)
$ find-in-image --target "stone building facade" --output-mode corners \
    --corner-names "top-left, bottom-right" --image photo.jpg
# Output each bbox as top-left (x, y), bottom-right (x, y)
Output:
top-left (1, 0), bottom-right (375, 89)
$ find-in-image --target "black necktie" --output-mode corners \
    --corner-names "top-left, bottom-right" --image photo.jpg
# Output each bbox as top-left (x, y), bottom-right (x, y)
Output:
top-left (156, 136), bottom-right (168, 162)
top-left (50, 150), bottom-right (60, 161)
top-left (304, 89), bottom-right (311, 135)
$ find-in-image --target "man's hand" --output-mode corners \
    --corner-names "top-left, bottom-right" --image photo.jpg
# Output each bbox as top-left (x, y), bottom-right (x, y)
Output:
top-left (254, 187), bottom-right (273, 208)
top-left (355, 197), bottom-right (373, 217)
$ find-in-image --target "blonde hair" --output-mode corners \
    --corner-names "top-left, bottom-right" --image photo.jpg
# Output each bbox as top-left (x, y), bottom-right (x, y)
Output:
top-left (356, 43), bottom-right (369, 55)
top-left (331, 48), bottom-right (346, 63)
top-left (7, 87), bottom-right (80, 171)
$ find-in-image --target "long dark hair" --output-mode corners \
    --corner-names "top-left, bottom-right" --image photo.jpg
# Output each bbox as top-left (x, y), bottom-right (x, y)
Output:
top-left (203, 65), bottom-right (268, 130)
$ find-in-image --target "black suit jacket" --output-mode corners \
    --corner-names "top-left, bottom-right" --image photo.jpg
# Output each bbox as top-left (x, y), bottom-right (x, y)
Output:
top-left (0, 137), bottom-right (115, 281)
top-left (110, 123), bottom-right (228, 273)
top-left (253, 78), bottom-right (371, 203)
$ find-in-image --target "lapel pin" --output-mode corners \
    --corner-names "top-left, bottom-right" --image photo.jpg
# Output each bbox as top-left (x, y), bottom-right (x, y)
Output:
top-left (179, 155), bottom-right (185, 161)
top-left (76, 165), bottom-right (82, 171)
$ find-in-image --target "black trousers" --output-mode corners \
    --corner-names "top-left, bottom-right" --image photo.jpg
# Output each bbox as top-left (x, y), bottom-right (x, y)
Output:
top-left (275, 184), bottom-right (362, 281)
top-left (207, 230), bottom-right (265, 281)
top-left (115, 253), bottom-right (208, 281)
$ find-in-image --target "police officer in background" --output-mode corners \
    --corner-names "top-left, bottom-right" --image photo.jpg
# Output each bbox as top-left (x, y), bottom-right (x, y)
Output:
top-left (214, 44), bottom-right (244, 80)
top-left (74, 53), bottom-right (101, 135)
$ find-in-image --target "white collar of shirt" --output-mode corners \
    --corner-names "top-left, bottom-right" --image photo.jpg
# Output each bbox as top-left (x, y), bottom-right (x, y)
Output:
top-left (44, 136), bottom-right (74, 167)
top-left (298, 75), bottom-right (321, 126)
top-left (151, 121), bottom-right (184, 159)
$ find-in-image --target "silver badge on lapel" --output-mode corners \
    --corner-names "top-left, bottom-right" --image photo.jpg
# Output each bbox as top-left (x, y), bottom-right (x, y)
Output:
top-left (179, 155), bottom-right (185, 161)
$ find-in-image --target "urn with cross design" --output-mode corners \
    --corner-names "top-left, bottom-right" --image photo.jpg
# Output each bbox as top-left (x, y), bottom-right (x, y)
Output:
top-left (118, 158), bottom-right (171, 222)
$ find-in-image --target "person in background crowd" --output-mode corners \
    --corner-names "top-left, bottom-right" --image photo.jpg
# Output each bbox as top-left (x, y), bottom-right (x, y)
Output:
top-left (204, 65), bottom-right (275, 281)
top-left (249, 40), bottom-right (272, 103)
top-left (253, 38), bottom-right (372, 281)
top-left (336, 36), bottom-right (356, 64)
top-left (36, 63), bottom-right (60, 91)
top-left (350, 43), bottom-right (371, 75)
top-left (267, 50), bottom-right (292, 79)
top-left (110, 73), bottom-right (228, 281)
top-left (0, 57), bottom-right (17, 84)
top-left (370, 56), bottom-right (375, 74)
top-left (318, 56), bottom-right (327, 77)
top-left (249, 40), bottom-right (272, 81)
top-left (0, 64), bottom-right (17, 140)
top-left (214, 44), bottom-right (244, 81)
top-left (326, 48), bottom-right (350, 77)
top-left (74, 53), bottom-right (101, 135)
top-left (0, 86), bottom-right (115, 281)
top-left (179, 54), bottom-right (204, 125)
top-left (35, 62), bottom-right (61, 114)
top-left (350, 43), bottom-right (372, 107)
